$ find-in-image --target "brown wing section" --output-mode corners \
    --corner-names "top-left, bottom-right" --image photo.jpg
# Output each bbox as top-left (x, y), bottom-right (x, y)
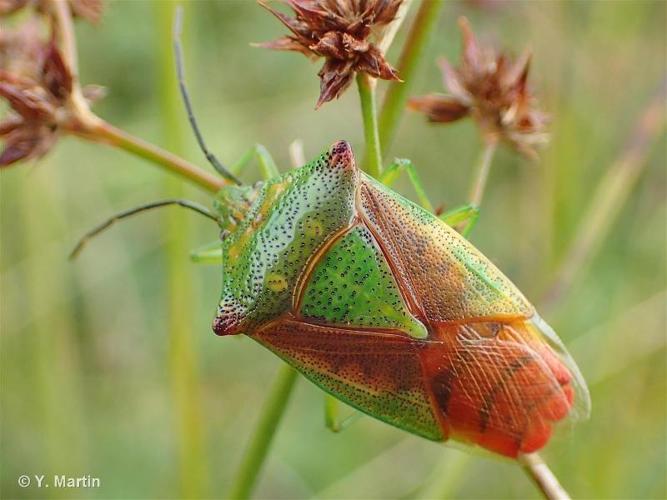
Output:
top-left (253, 317), bottom-right (444, 441)
top-left (358, 175), bottom-right (587, 457)
top-left (422, 317), bottom-right (580, 458)
top-left (252, 313), bottom-right (583, 457)
top-left (359, 175), bottom-right (533, 324)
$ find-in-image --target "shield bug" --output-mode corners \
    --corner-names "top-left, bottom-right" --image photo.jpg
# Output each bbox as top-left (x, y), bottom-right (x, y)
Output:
top-left (211, 140), bottom-right (590, 458)
top-left (70, 14), bottom-right (589, 459)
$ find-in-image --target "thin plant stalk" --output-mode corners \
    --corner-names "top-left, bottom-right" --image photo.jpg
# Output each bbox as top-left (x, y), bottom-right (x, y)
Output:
top-left (357, 73), bottom-right (383, 177)
top-left (289, 139), bottom-right (306, 167)
top-left (454, 136), bottom-right (498, 234)
top-left (467, 137), bottom-right (499, 208)
top-left (227, 364), bottom-right (299, 500)
top-left (49, 0), bottom-right (226, 195)
top-left (520, 453), bottom-right (571, 500)
top-left (79, 121), bottom-right (226, 193)
top-left (378, 0), bottom-right (445, 155)
top-left (156, 3), bottom-right (209, 497)
top-left (50, 0), bottom-right (97, 125)
top-left (18, 174), bottom-right (87, 480)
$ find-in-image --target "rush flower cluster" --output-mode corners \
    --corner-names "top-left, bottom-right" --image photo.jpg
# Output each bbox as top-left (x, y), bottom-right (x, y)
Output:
top-left (409, 17), bottom-right (549, 158)
top-left (0, 1), bottom-right (104, 166)
top-left (257, 0), bottom-right (402, 107)
top-left (0, 0), bottom-right (104, 23)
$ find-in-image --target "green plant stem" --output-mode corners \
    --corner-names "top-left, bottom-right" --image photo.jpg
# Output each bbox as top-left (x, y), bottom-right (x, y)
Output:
top-left (542, 80), bottom-right (666, 310)
top-left (227, 364), bottom-right (299, 500)
top-left (357, 73), bottom-right (383, 178)
top-left (80, 120), bottom-right (225, 193)
top-left (51, 0), bottom-right (223, 195)
top-left (324, 394), bottom-right (341, 432)
top-left (18, 175), bottom-right (87, 481)
top-left (50, 0), bottom-right (98, 125)
top-left (454, 137), bottom-right (497, 233)
top-left (156, 3), bottom-right (209, 497)
top-left (520, 453), bottom-right (571, 500)
top-left (378, 0), bottom-right (445, 155)
top-left (468, 137), bottom-right (498, 208)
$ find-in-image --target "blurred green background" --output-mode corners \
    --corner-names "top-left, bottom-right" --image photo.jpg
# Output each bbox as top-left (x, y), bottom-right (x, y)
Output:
top-left (1, 1), bottom-right (665, 498)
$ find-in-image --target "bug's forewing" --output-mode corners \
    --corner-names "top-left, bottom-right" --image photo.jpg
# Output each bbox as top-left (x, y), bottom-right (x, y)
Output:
top-left (255, 319), bottom-right (444, 441)
top-left (355, 174), bottom-right (590, 457)
top-left (358, 174), bottom-right (534, 322)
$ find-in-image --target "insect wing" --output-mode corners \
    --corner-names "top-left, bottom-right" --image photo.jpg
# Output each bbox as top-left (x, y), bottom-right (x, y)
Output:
top-left (254, 318), bottom-right (444, 441)
top-left (357, 174), bottom-right (590, 456)
top-left (358, 173), bottom-right (533, 322)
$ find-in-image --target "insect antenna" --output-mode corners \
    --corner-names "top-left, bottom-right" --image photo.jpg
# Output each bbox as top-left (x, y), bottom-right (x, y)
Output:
top-left (69, 199), bottom-right (218, 260)
top-left (173, 7), bottom-right (243, 186)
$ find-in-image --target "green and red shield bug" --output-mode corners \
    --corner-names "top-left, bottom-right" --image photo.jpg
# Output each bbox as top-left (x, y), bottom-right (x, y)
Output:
top-left (71, 138), bottom-right (590, 458)
top-left (211, 140), bottom-right (590, 459)
top-left (71, 16), bottom-right (589, 459)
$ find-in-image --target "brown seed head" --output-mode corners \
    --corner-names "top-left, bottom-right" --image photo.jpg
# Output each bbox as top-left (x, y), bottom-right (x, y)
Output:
top-left (68, 0), bottom-right (104, 24)
top-left (0, 27), bottom-right (102, 166)
top-left (256, 0), bottom-right (403, 107)
top-left (0, 42), bottom-right (69, 166)
top-left (0, 0), bottom-right (29, 16)
top-left (408, 17), bottom-right (549, 158)
top-left (1, 0), bottom-right (104, 23)
top-left (0, 17), bottom-right (46, 78)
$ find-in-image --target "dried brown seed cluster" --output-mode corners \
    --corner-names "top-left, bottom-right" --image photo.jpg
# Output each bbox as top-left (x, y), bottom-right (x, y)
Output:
top-left (0, 42), bottom-right (71, 165)
top-left (0, 0), bottom-right (104, 23)
top-left (257, 0), bottom-right (403, 107)
top-left (0, 0), bottom-right (29, 16)
top-left (0, 2), bottom-right (104, 166)
top-left (409, 17), bottom-right (549, 158)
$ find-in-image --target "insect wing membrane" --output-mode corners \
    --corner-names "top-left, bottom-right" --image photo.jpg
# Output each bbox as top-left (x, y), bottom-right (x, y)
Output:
top-left (357, 174), bottom-right (590, 457)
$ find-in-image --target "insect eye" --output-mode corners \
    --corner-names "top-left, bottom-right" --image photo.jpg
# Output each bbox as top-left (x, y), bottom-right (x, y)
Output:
top-left (219, 229), bottom-right (230, 241)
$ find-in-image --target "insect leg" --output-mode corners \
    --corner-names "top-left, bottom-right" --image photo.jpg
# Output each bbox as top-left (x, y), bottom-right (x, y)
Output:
top-left (380, 159), bottom-right (435, 213)
top-left (381, 159), bottom-right (480, 236)
top-left (254, 144), bottom-right (280, 180)
top-left (439, 204), bottom-right (480, 237)
top-left (190, 240), bottom-right (223, 264)
top-left (324, 394), bottom-right (363, 433)
top-left (230, 144), bottom-right (280, 180)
